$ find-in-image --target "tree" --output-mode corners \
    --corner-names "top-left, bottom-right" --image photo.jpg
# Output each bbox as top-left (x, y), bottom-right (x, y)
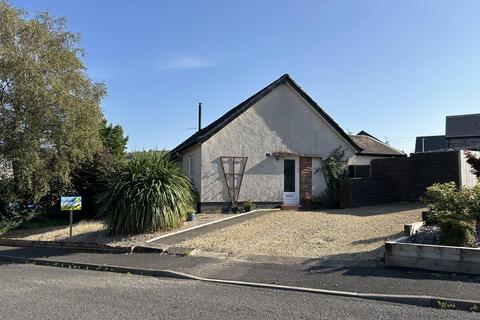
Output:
top-left (100, 119), bottom-right (128, 160)
top-left (0, 3), bottom-right (105, 208)
top-left (465, 151), bottom-right (480, 178)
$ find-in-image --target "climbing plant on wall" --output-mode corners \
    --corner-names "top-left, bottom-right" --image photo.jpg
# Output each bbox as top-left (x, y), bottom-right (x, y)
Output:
top-left (320, 147), bottom-right (347, 208)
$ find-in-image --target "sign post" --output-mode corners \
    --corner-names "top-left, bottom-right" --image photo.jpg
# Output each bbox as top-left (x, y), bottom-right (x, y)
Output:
top-left (60, 196), bottom-right (82, 239)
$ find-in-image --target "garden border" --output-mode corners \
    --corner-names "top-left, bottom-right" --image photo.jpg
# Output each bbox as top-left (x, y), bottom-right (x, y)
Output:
top-left (0, 239), bottom-right (168, 254)
top-left (385, 236), bottom-right (480, 275)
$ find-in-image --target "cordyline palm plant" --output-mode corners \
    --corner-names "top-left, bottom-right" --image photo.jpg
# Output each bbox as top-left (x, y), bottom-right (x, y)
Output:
top-left (97, 151), bottom-right (195, 235)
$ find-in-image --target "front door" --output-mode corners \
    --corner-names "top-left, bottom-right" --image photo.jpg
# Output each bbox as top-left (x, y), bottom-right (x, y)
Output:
top-left (283, 158), bottom-right (299, 205)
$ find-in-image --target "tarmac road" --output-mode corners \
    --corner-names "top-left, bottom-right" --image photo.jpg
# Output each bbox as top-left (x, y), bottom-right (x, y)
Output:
top-left (0, 263), bottom-right (475, 320)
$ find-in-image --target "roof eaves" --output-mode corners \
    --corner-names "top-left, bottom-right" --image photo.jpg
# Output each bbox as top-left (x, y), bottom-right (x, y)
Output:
top-left (170, 74), bottom-right (362, 155)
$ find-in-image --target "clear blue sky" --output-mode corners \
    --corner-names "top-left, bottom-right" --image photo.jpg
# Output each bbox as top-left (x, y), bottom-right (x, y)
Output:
top-left (11, 0), bottom-right (480, 153)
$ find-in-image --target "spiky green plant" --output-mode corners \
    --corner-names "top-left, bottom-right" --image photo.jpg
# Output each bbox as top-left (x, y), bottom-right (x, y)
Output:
top-left (97, 151), bottom-right (195, 235)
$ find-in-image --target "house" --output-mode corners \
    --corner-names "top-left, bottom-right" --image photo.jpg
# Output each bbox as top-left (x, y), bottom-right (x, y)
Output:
top-left (347, 131), bottom-right (406, 178)
top-left (445, 113), bottom-right (480, 150)
top-left (171, 74), bottom-right (387, 211)
top-left (414, 135), bottom-right (447, 153)
top-left (415, 113), bottom-right (480, 153)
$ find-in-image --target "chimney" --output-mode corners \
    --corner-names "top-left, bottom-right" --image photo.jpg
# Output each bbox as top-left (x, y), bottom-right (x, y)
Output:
top-left (198, 102), bottom-right (202, 131)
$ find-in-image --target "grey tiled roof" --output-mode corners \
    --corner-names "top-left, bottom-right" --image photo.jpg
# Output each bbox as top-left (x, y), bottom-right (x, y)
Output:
top-left (349, 133), bottom-right (405, 157)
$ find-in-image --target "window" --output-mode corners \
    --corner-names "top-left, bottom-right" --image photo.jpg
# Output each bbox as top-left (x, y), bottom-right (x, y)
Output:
top-left (284, 159), bottom-right (295, 192)
top-left (187, 156), bottom-right (194, 179)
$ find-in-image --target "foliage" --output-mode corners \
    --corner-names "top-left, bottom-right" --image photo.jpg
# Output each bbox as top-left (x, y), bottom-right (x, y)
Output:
top-left (466, 151), bottom-right (480, 178)
top-left (320, 147), bottom-right (347, 208)
top-left (97, 151), bottom-right (195, 235)
top-left (0, 3), bottom-right (105, 209)
top-left (71, 149), bottom-right (122, 219)
top-left (243, 200), bottom-right (256, 212)
top-left (438, 218), bottom-right (476, 247)
top-left (230, 206), bottom-right (241, 214)
top-left (100, 119), bottom-right (128, 160)
top-left (422, 182), bottom-right (480, 246)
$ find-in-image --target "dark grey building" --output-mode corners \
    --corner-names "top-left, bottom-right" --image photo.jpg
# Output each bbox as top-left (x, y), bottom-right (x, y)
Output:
top-left (445, 113), bottom-right (480, 151)
top-left (415, 113), bottom-right (480, 153)
top-left (414, 135), bottom-right (447, 153)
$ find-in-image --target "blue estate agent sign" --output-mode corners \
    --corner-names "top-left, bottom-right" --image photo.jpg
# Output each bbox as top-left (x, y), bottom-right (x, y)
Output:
top-left (60, 196), bottom-right (82, 211)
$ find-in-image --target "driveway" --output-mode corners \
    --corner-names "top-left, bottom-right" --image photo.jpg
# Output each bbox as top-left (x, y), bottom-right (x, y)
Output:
top-left (180, 203), bottom-right (424, 262)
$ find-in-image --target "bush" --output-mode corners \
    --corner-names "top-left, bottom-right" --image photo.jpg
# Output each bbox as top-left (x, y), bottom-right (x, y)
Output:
top-left (230, 206), bottom-right (241, 214)
top-left (72, 149), bottom-right (123, 219)
top-left (97, 151), bottom-right (195, 235)
top-left (243, 200), bottom-right (256, 212)
top-left (423, 182), bottom-right (479, 247)
top-left (439, 219), bottom-right (476, 247)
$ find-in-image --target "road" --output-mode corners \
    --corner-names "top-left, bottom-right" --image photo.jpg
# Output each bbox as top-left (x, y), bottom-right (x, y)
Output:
top-left (0, 263), bottom-right (475, 320)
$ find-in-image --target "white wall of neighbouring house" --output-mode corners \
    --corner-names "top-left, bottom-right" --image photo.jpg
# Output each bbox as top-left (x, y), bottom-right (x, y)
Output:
top-left (347, 155), bottom-right (389, 166)
top-left (199, 83), bottom-right (356, 204)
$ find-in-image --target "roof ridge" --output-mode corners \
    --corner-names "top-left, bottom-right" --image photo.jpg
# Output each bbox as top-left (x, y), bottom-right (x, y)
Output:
top-left (170, 74), bottom-right (361, 156)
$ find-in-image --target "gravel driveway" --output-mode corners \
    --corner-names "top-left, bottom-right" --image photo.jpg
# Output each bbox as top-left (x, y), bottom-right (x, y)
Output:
top-left (181, 203), bottom-right (424, 261)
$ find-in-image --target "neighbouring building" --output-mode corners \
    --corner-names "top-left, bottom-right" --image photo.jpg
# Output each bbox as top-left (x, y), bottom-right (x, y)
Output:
top-left (170, 74), bottom-right (400, 212)
top-left (415, 113), bottom-right (480, 153)
top-left (445, 113), bottom-right (480, 150)
top-left (348, 131), bottom-right (406, 178)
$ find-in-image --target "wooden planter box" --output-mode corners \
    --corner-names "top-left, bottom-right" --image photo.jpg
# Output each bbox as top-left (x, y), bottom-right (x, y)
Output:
top-left (385, 237), bottom-right (480, 275)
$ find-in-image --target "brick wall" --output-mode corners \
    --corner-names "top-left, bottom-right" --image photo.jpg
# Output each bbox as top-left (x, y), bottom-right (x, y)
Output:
top-left (299, 157), bottom-right (312, 204)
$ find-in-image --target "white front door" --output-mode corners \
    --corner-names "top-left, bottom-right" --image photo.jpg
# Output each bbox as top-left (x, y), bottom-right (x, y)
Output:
top-left (283, 158), bottom-right (299, 205)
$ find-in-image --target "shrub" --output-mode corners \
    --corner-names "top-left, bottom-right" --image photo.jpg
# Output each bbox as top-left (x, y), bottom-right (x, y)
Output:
top-left (97, 151), bottom-right (195, 235)
top-left (243, 200), bottom-right (256, 212)
top-left (423, 182), bottom-right (479, 246)
top-left (72, 149), bottom-right (123, 219)
top-left (230, 206), bottom-right (241, 214)
top-left (439, 218), bottom-right (476, 247)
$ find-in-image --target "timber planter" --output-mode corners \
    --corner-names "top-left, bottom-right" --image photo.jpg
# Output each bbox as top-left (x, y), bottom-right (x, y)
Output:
top-left (385, 236), bottom-right (480, 275)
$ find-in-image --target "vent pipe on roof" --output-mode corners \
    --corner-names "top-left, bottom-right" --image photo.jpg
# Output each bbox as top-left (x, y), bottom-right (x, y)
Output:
top-left (198, 103), bottom-right (202, 132)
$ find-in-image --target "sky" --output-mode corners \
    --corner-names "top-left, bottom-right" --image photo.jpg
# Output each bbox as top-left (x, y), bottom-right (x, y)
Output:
top-left (10, 0), bottom-right (480, 153)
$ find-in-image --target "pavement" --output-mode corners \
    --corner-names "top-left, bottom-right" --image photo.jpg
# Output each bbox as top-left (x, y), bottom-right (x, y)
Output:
top-left (1, 263), bottom-right (476, 320)
top-left (0, 244), bottom-right (480, 303)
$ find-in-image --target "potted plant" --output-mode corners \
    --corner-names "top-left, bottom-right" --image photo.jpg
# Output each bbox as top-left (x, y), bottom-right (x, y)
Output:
top-left (243, 200), bottom-right (256, 212)
top-left (187, 210), bottom-right (196, 222)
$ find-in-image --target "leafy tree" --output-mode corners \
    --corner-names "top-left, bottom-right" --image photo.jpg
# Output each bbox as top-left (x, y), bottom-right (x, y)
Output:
top-left (100, 119), bottom-right (128, 160)
top-left (0, 3), bottom-right (105, 208)
top-left (71, 148), bottom-right (121, 218)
